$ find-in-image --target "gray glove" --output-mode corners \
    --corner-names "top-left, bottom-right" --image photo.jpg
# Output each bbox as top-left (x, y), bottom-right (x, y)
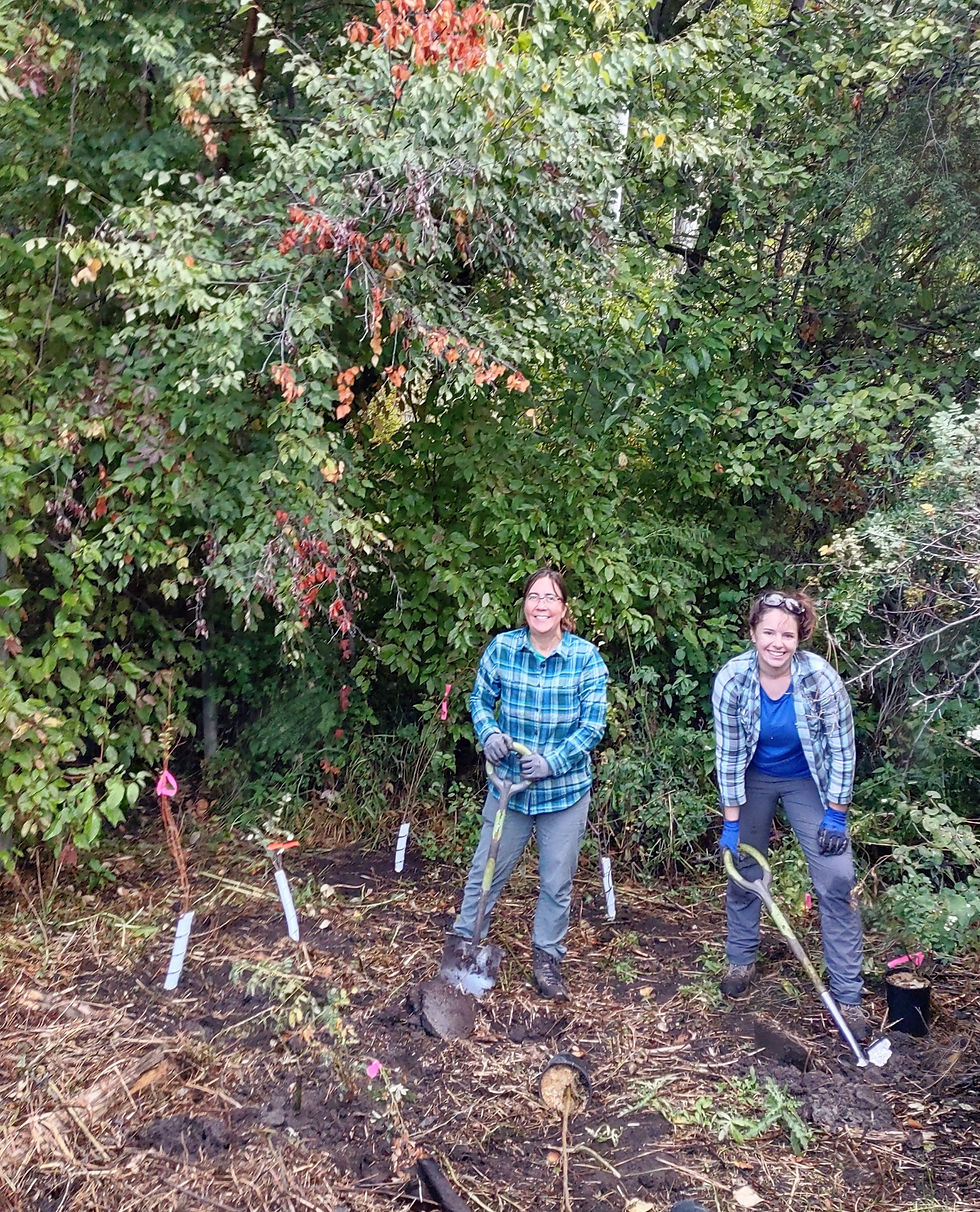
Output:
top-left (483, 732), bottom-right (512, 764)
top-left (519, 752), bottom-right (550, 781)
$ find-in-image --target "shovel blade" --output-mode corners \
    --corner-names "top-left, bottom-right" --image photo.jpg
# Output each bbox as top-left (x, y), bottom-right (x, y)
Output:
top-left (866, 1036), bottom-right (892, 1067)
top-left (439, 933), bottom-right (502, 997)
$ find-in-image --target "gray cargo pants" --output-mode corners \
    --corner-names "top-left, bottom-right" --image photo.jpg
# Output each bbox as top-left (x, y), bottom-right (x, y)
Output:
top-left (454, 789), bottom-right (590, 959)
top-left (726, 769), bottom-right (864, 1004)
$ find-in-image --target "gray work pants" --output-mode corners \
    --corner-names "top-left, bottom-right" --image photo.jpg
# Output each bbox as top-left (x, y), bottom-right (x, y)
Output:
top-left (454, 789), bottom-right (590, 959)
top-left (726, 769), bottom-right (864, 1004)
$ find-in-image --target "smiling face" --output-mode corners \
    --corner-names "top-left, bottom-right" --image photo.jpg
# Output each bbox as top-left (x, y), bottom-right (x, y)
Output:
top-left (523, 573), bottom-right (567, 649)
top-left (750, 607), bottom-right (801, 677)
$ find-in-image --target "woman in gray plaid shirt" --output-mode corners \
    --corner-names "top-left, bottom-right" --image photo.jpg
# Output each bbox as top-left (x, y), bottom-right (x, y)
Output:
top-left (712, 590), bottom-right (868, 1041)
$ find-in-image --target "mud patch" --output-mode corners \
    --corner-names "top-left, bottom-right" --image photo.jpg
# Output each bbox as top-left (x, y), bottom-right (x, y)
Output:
top-left (137, 1114), bottom-right (230, 1161)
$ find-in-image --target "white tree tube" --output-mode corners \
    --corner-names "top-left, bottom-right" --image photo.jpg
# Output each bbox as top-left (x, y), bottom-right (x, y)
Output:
top-left (275, 868), bottom-right (300, 941)
top-left (394, 820), bottom-right (410, 872)
top-left (164, 909), bottom-right (195, 990)
top-left (600, 855), bottom-right (616, 921)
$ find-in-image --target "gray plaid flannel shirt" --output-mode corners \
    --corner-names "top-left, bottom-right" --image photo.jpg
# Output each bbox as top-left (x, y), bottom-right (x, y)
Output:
top-left (712, 648), bottom-right (856, 809)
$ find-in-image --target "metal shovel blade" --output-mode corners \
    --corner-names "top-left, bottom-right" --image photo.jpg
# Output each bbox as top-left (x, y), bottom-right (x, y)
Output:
top-left (439, 933), bottom-right (502, 997)
top-left (866, 1036), bottom-right (892, 1067)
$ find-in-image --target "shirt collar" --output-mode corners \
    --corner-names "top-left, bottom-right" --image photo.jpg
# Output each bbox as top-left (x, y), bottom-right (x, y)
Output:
top-left (520, 627), bottom-right (568, 660)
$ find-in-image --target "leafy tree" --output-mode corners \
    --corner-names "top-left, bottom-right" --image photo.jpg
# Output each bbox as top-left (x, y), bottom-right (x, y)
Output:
top-left (1, 0), bottom-right (978, 887)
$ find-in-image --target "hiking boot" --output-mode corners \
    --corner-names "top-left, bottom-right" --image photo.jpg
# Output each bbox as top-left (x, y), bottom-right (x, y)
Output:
top-left (532, 946), bottom-right (569, 1001)
top-left (838, 1001), bottom-right (870, 1043)
top-left (719, 962), bottom-right (756, 999)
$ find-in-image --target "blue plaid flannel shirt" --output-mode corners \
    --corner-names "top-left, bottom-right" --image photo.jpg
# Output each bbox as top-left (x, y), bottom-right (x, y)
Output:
top-left (712, 648), bottom-right (856, 809)
top-left (470, 627), bottom-right (609, 815)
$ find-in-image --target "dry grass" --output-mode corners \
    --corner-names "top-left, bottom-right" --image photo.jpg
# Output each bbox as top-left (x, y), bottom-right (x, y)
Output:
top-left (0, 829), bottom-right (978, 1211)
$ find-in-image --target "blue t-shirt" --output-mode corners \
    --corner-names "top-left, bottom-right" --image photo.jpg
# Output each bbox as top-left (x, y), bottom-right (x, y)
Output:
top-left (749, 682), bottom-right (810, 779)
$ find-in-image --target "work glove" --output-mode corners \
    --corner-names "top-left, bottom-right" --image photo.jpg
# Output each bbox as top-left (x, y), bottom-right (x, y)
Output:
top-left (483, 732), bottom-right (512, 765)
top-left (817, 807), bottom-right (850, 855)
top-left (719, 818), bottom-right (740, 861)
top-left (519, 752), bottom-right (551, 781)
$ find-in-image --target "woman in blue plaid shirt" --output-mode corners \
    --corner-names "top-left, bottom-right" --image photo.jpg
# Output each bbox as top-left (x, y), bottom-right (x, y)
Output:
top-left (712, 590), bottom-right (868, 1040)
top-left (450, 568), bottom-right (609, 1000)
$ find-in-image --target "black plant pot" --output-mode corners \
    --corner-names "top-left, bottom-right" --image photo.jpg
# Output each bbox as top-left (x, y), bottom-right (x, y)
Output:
top-left (885, 970), bottom-right (931, 1036)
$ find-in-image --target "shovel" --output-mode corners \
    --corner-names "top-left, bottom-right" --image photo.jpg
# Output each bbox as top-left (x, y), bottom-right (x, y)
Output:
top-left (724, 843), bottom-right (892, 1069)
top-left (439, 741), bottom-right (530, 996)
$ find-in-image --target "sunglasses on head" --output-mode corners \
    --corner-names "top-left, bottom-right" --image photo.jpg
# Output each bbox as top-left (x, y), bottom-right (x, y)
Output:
top-left (759, 592), bottom-right (805, 616)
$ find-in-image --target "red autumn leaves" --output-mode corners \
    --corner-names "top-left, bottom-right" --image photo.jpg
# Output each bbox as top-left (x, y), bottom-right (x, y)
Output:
top-left (274, 514), bottom-right (357, 657)
top-left (347, 0), bottom-right (497, 92)
top-left (273, 201), bottom-right (531, 413)
top-left (269, 2), bottom-right (530, 418)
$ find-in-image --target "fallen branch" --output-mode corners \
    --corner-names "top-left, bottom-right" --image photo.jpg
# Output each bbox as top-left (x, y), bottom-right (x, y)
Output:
top-left (20, 985), bottom-right (135, 1026)
top-left (548, 1142), bottom-right (727, 1192)
top-left (0, 1047), bottom-right (177, 1168)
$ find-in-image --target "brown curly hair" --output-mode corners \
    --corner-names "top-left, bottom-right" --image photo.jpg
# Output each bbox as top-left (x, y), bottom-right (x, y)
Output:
top-left (748, 589), bottom-right (817, 643)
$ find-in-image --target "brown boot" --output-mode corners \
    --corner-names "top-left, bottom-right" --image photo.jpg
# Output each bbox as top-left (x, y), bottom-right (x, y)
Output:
top-left (838, 1001), bottom-right (870, 1042)
top-left (719, 962), bottom-right (756, 999)
top-left (532, 947), bottom-right (569, 1001)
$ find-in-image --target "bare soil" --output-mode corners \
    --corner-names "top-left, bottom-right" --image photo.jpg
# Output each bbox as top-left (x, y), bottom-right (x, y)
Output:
top-left (1, 826), bottom-right (978, 1211)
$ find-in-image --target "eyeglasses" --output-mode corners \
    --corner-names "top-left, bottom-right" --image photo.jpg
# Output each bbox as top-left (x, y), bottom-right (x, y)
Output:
top-left (526, 592), bottom-right (562, 605)
top-left (759, 592), bottom-right (805, 616)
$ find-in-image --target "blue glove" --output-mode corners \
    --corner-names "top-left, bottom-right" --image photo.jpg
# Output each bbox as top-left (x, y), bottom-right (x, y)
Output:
top-left (720, 818), bottom-right (740, 858)
top-left (519, 752), bottom-right (551, 781)
top-left (484, 732), bottom-right (512, 764)
top-left (817, 807), bottom-right (850, 855)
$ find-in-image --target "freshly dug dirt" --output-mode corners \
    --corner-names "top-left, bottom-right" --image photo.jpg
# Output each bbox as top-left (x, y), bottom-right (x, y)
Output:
top-left (1, 831), bottom-right (977, 1211)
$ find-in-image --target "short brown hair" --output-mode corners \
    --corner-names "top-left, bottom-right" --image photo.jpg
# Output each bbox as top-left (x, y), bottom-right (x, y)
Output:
top-left (522, 568), bottom-right (575, 632)
top-left (748, 589), bottom-right (817, 642)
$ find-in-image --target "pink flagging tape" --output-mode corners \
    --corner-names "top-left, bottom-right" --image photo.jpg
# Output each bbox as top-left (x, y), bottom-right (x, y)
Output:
top-left (156, 769), bottom-right (178, 797)
top-left (887, 951), bottom-right (925, 969)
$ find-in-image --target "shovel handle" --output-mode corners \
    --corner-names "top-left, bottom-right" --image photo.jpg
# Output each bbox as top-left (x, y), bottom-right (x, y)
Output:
top-left (470, 743), bottom-right (532, 947)
top-left (724, 843), bottom-right (872, 1067)
top-left (485, 739), bottom-right (532, 788)
top-left (723, 842), bottom-right (772, 893)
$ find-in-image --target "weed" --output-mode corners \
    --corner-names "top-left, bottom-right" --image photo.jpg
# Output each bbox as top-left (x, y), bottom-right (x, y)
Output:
top-left (602, 929), bottom-right (642, 982)
top-left (228, 957), bottom-right (349, 1040)
top-left (609, 956), bottom-right (640, 982)
top-left (677, 942), bottom-right (726, 1009)
top-left (622, 1074), bottom-right (678, 1111)
top-left (634, 1067), bottom-right (812, 1155)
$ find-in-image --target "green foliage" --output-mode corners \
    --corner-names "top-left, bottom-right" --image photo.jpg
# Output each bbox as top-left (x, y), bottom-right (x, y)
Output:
top-left (593, 681), bottom-right (716, 878)
top-left (823, 404), bottom-right (980, 756)
top-left (228, 955), bottom-right (349, 1038)
top-left (676, 942), bottom-right (726, 1010)
top-left (858, 777), bottom-right (980, 955)
top-left (633, 1066), bottom-right (813, 1155)
top-left (1, 0), bottom-right (978, 949)
top-left (870, 869), bottom-right (980, 958)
